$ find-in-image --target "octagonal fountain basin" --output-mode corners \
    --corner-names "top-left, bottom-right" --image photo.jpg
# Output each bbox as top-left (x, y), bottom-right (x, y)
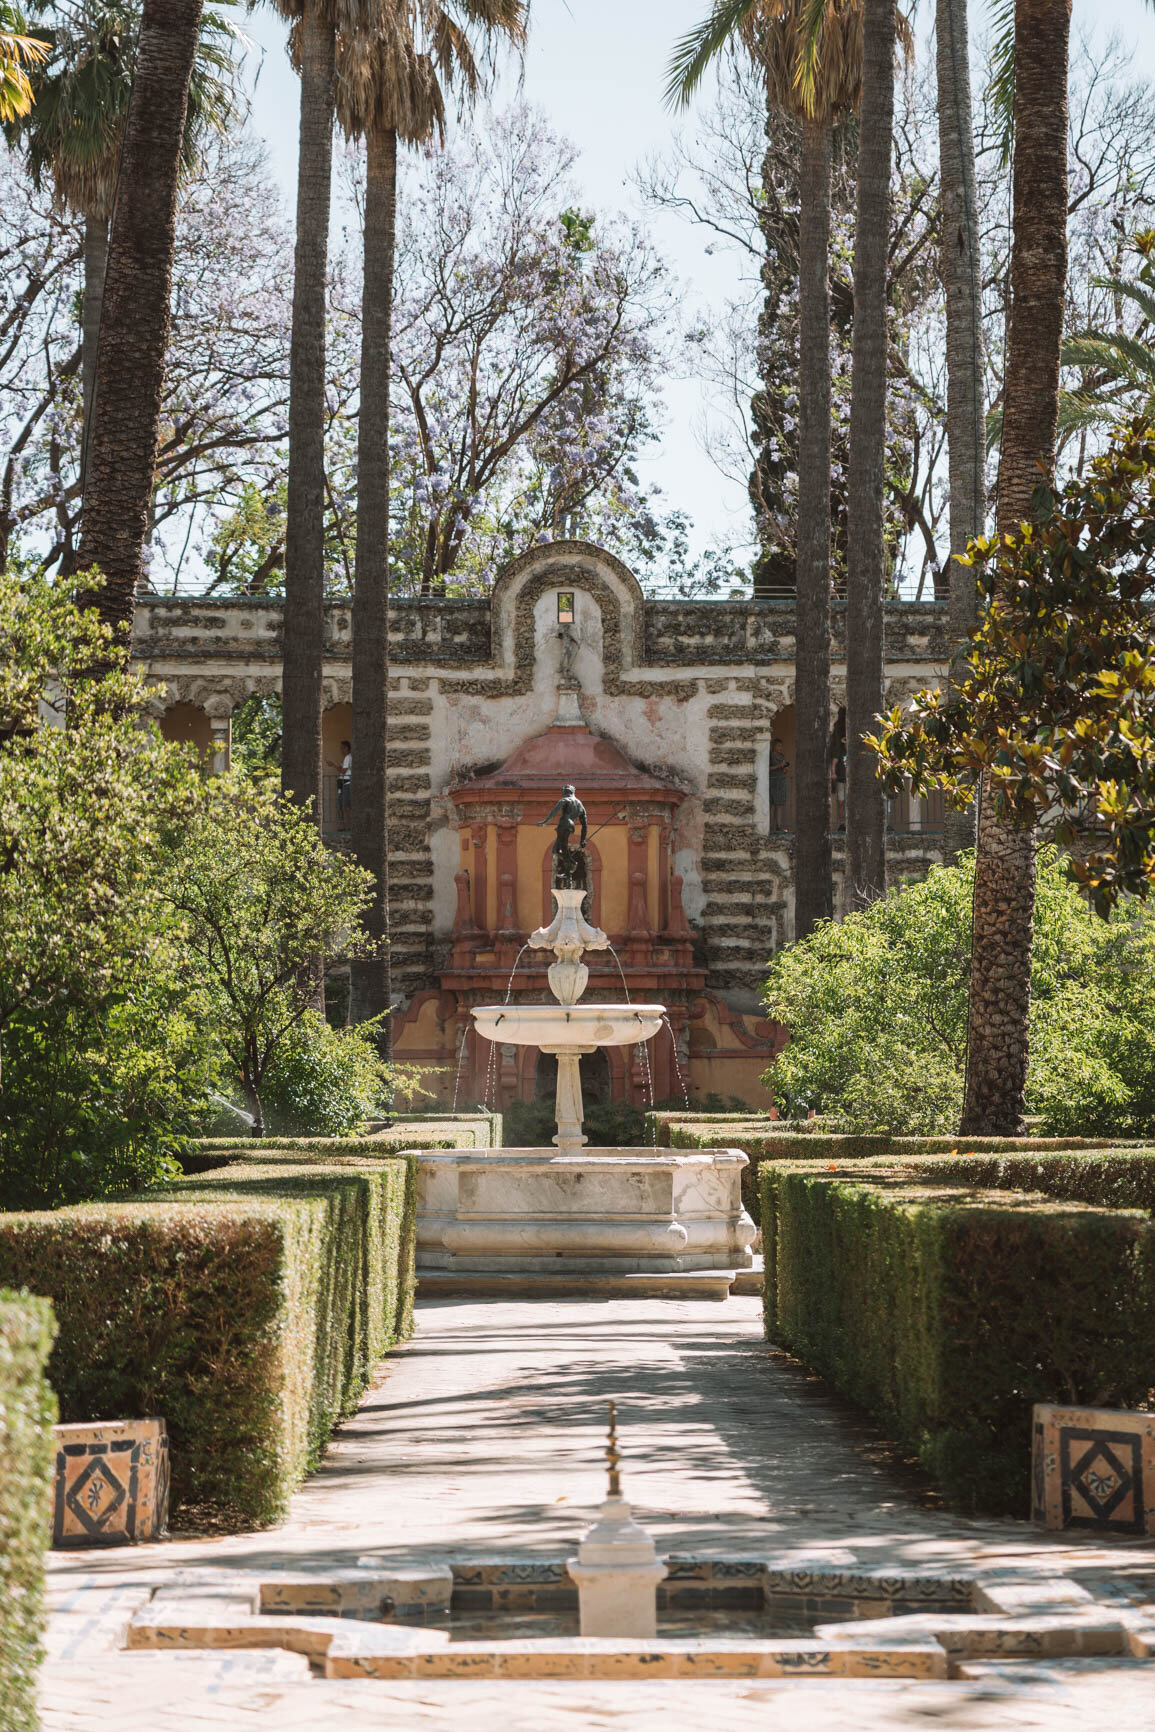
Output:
top-left (471, 1003), bottom-right (664, 1049)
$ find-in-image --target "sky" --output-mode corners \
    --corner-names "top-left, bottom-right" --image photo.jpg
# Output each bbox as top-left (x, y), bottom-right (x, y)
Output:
top-left (239, 0), bottom-right (1155, 570)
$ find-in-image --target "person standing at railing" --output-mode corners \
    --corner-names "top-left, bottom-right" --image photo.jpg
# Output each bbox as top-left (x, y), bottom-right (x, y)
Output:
top-left (326, 739), bottom-right (352, 829)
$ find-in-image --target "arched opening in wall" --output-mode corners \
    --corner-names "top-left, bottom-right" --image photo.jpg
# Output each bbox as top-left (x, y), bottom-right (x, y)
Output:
top-left (322, 703), bottom-right (353, 833)
top-left (160, 703), bottom-right (213, 764)
top-left (534, 1049), bottom-right (611, 1108)
top-left (232, 693), bottom-right (282, 775)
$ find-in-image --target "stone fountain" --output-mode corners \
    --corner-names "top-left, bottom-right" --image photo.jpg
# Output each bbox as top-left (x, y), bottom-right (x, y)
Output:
top-left (413, 791), bottom-right (757, 1298)
top-left (470, 887), bottom-right (664, 1156)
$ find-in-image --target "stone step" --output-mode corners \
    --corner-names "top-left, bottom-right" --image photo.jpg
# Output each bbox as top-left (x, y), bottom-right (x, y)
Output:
top-left (415, 1269), bottom-right (741, 1301)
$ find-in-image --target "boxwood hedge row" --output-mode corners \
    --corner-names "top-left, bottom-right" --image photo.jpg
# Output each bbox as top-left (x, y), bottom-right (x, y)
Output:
top-left (0, 1152), bottom-right (416, 1528)
top-left (759, 1162), bottom-right (1155, 1514)
top-left (0, 1290), bottom-right (56, 1732)
top-left (673, 1126), bottom-right (1129, 1224)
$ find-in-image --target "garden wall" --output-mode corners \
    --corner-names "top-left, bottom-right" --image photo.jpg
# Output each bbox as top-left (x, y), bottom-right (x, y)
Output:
top-left (0, 1290), bottom-right (56, 1732)
top-left (0, 1153), bottom-right (416, 1527)
top-left (759, 1162), bottom-right (1155, 1513)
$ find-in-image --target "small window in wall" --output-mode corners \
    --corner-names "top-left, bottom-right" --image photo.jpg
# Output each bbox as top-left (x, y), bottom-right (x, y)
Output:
top-left (557, 591), bottom-right (575, 624)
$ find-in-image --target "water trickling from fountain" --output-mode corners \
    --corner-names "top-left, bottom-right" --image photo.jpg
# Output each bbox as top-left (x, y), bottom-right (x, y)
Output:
top-left (502, 944), bottom-right (531, 1005)
top-left (661, 1016), bottom-right (692, 1112)
top-left (450, 1025), bottom-right (470, 1113)
top-left (604, 941), bottom-right (633, 1006)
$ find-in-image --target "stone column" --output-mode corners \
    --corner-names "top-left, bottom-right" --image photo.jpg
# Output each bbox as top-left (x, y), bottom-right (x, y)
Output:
top-left (544, 1044), bottom-right (596, 1153)
top-left (470, 823), bottom-right (489, 934)
top-left (495, 819), bottom-right (520, 968)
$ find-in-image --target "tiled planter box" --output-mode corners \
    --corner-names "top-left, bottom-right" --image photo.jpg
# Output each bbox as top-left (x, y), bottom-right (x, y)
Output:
top-left (1032, 1403), bottom-right (1155, 1535)
top-left (52, 1418), bottom-right (169, 1547)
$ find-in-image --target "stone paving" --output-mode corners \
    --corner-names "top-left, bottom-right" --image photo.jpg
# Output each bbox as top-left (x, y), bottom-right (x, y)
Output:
top-left (40, 1296), bottom-right (1155, 1728)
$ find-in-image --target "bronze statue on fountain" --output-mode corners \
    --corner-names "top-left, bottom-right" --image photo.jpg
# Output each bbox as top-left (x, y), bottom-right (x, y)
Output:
top-left (539, 784), bottom-right (590, 892)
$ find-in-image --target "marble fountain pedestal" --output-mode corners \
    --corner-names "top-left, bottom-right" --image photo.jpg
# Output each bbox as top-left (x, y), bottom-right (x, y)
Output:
top-left (413, 890), bottom-right (757, 1299)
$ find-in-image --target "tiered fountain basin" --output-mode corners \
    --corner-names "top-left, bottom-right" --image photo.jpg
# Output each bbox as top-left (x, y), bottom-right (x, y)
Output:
top-left (414, 884), bottom-right (757, 1299)
top-left (471, 1003), bottom-right (665, 1050)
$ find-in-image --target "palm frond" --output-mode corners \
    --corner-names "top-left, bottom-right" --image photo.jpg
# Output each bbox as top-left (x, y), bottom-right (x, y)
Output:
top-left (0, 1), bottom-right (49, 122)
top-left (1062, 331), bottom-right (1155, 386)
top-left (1056, 389), bottom-right (1126, 437)
top-left (663, 0), bottom-right (759, 111)
top-left (1089, 274), bottom-right (1155, 330)
top-left (985, 0), bottom-right (1015, 169)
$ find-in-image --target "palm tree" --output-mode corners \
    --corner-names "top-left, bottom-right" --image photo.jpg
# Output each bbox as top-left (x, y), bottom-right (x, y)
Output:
top-left (74, 0), bottom-right (207, 640)
top-left (334, 0), bottom-right (524, 1031)
top-left (10, 0), bottom-right (240, 496)
top-left (843, 0), bottom-right (897, 910)
top-left (272, 0), bottom-right (342, 817)
top-left (668, 0), bottom-right (861, 940)
top-left (935, 0), bottom-right (985, 867)
top-left (0, 1), bottom-right (47, 119)
top-left (959, 0), bottom-right (1071, 1135)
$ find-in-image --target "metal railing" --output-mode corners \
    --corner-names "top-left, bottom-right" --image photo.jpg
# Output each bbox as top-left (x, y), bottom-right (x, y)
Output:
top-left (321, 772), bottom-right (351, 834)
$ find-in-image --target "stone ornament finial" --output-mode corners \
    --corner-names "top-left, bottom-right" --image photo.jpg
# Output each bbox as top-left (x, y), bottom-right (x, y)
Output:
top-left (567, 1401), bottom-right (668, 1637)
top-left (606, 1400), bottom-right (622, 1500)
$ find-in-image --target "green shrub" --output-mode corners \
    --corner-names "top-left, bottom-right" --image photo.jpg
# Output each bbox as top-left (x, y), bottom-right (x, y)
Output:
top-left (507, 1097), bottom-right (682, 1148)
top-left (260, 1012), bottom-right (393, 1137)
top-left (0, 1290), bottom-right (56, 1732)
top-left (760, 1165), bottom-right (1155, 1513)
top-left (673, 1127), bottom-right (1123, 1225)
top-left (761, 849), bottom-right (1155, 1136)
top-left (0, 978), bottom-right (218, 1211)
top-left (0, 1154), bottom-right (415, 1527)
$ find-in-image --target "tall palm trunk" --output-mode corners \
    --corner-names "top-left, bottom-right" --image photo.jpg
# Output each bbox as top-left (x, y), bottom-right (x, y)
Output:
top-left (281, 0), bottom-right (334, 818)
top-left (351, 124), bottom-right (396, 1040)
top-left (960, 0), bottom-right (1070, 1135)
top-left (845, 0), bottom-right (894, 910)
top-left (936, 0), bottom-right (986, 865)
top-left (80, 211), bottom-right (109, 490)
top-left (794, 113), bottom-right (834, 940)
top-left (76, 0), bottom-right (203, 637)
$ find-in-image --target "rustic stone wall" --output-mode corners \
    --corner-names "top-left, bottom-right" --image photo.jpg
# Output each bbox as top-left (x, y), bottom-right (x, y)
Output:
top-left (134, 542), bottom-right (950, 1016)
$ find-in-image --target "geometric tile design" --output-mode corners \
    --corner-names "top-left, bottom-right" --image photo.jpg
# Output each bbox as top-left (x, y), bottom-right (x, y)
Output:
top-left (1032, 1403), bottom-right (1155, 1536)
top-left (52, 1419), bottom-right (169, 1547)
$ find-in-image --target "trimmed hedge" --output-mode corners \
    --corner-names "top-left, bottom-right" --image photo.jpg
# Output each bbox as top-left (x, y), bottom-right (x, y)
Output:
top-left (886, 1149), bottom-right (1155, 1211)
top-left (760, 1164), bottom-right (1155, 1513)
top-left (0, 1153), bottom-right (416, 1527)
top-left (0, 1290), bottom-right (56, 1732)
top-left (673, 1126), bottom-right (1133, 1225)
top-left (183, 1117), bottom-right (501, 1176)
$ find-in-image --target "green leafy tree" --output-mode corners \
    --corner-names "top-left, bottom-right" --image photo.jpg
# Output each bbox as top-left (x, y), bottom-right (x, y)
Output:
top-left (0, 566), bottom-right (211, 1207)
top-left (161, 771), bottom-right (381, 1133)
top-left (871, 420), bottom-right (1155, 916)
top-left (763, 849), bottom-right (1155, 1136)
